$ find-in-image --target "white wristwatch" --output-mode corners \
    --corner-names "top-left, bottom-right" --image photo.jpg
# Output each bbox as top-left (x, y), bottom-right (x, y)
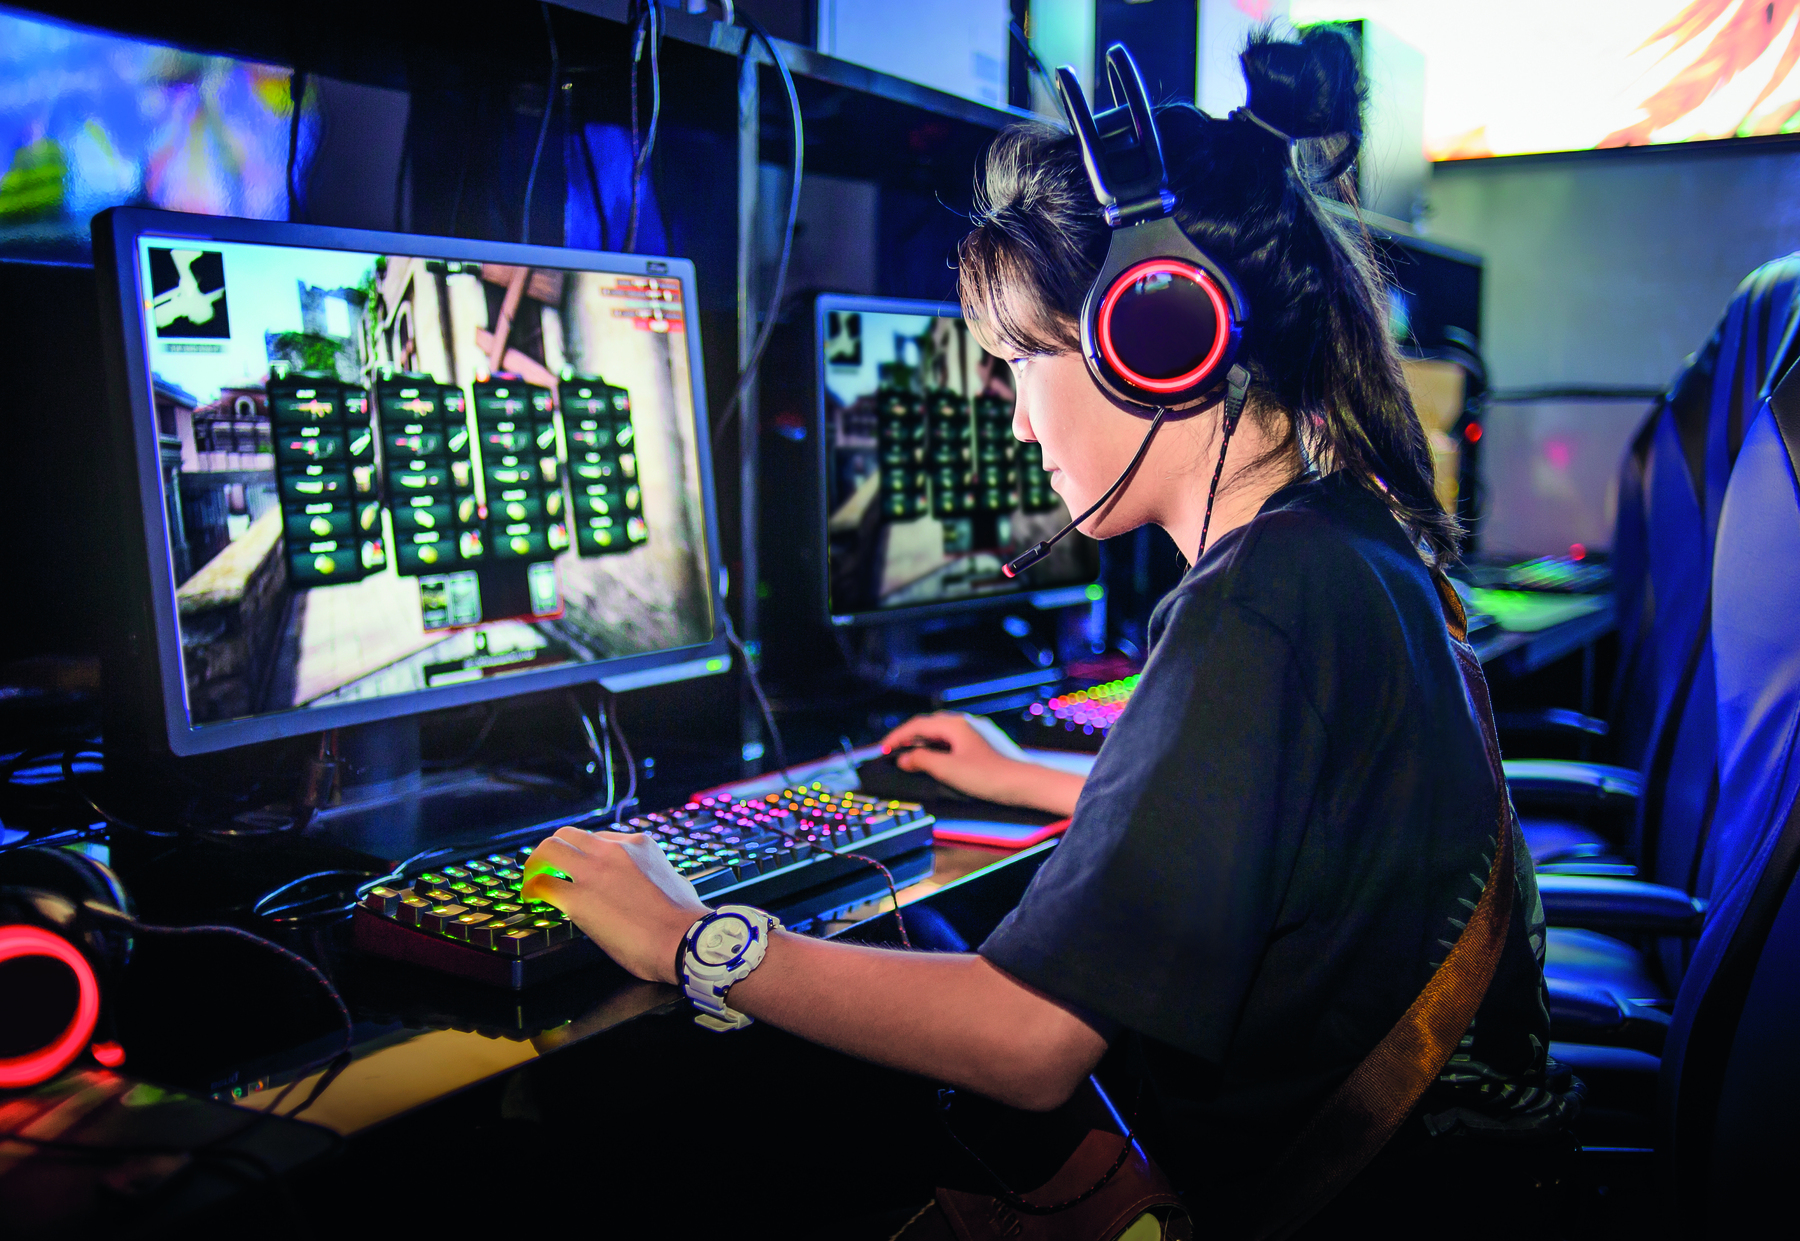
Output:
top-left (678, 905), bottom-right (781, 1032)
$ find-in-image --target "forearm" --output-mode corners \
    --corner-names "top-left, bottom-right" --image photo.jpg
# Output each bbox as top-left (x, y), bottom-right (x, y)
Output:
top-left (993, 762), bottom-right (1085, 817)
top-left (522, 824), bottom-right (1103, 1109)
top-left (725, 932), bottom-right (1102, 1111)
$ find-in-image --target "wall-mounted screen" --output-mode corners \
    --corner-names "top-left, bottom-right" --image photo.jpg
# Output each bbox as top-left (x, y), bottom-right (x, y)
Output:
top-left (1293, 1), bottom-right (1800, 160)
top-left (0, 6), bottom-right (303, 261)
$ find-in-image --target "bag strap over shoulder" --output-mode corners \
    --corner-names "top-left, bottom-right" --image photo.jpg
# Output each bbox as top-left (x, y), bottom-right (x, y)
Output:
top-left (1246, 570), bottom-right (1517, 1240)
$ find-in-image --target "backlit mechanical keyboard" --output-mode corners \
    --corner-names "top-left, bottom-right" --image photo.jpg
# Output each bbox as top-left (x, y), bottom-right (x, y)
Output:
top-left (1019, 675), bottom-right (1139, 751)
top-left (352, 784), bottom-right (935, 988)
top-left (1464, 555), bottom-right (1612, 594)
top-left (1500, 556), bottom-right (1611, 593)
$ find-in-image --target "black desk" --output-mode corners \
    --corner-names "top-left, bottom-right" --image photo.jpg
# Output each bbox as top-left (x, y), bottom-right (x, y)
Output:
top-left (210, 746), bottom-right (1042, 1135)
top-left (1468, 591), bottom-right (1617, 745)
top-left (0, 746), bottom-right (1049, 1238)
top-left (2, 599), bottom-right (1618, 1234)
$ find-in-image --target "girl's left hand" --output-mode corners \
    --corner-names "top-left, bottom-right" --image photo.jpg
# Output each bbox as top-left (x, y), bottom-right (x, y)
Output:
top-left (520, 827), bottom-right (710, 985)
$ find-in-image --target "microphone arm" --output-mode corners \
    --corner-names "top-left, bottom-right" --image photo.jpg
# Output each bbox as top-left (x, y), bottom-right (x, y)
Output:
top-left (1000, 365), bottom-right (1251, 579)
top-left (1003, 406), bottom-right (1170, 578)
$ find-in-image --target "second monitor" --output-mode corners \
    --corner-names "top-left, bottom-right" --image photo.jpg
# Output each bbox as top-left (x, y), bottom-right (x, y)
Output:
top-left (815, 295), bottom-right (1098, 625)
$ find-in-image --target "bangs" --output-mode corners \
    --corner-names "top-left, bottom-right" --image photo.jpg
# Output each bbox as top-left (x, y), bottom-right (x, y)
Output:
top-left (957, 225), bottom-right (1082, 358)
top-left (956, 122), bottom-right (1104, 359)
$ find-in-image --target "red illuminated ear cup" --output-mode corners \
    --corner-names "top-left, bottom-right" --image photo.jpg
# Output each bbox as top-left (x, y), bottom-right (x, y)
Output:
top-left (1096, 259), bottom-right (1236, 397)
top-left (0, 924), bottom-right (101, 1088)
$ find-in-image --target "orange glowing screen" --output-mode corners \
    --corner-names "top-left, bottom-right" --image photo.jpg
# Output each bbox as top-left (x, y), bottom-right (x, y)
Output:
top-left (1293, 1), bottom-right (1800, 159)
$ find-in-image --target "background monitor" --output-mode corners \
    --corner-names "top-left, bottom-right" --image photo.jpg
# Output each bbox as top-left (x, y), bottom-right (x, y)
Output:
top-left (1475, 393), bottom-right (1655, 562)
top-left (816, 295), bottom-right (1100, 625)
top-left (1293, 1), bottom-right (1800, 161)
top-left (0, 9), bottom-right (306, 263)
top-left (96, 208), bottom-right (728, 756)
top-left (1370, 224), bottom-right (1486, 537)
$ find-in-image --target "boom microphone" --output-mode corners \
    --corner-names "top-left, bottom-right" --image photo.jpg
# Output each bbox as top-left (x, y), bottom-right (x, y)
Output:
top-left (1003, 407), bottom-right (1169, 578)
top-left (1001, 366), bottom-right (1250, 579)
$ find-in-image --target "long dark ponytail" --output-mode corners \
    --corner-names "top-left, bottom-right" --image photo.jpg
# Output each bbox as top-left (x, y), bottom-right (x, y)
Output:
top-left (958, 25), bottom-right (1461, 566)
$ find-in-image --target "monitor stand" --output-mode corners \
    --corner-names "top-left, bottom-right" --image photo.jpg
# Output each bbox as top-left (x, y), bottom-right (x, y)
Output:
top-left (856, 621), bottom-right (1064, 713)
top-left (298, 717), bottom-right (605, 867)
top-left (905, 660), bottom-right (1063, 713)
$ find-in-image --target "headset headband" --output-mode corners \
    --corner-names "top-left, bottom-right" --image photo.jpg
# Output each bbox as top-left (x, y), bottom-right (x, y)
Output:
top-left (1054, 48), bottom-right (1177, 228)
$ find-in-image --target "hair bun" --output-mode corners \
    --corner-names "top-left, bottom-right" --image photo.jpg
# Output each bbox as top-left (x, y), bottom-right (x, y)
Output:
top-left (1239, 26), bottom-right (1364, 144)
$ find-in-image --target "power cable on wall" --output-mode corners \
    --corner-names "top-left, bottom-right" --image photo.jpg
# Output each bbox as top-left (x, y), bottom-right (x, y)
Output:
top-left (710, 11), bottom-right (804, 447)
top-left (520, 2), bottom-right (561, 246)
top-left (626, 0), bottom-right (664, 253)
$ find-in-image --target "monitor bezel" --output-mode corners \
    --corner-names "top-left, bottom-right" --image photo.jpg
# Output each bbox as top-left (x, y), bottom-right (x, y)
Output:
top-left (813, 293), bottom-right (1103, 628)
top-left (95, 207), bottom-right (730, 756)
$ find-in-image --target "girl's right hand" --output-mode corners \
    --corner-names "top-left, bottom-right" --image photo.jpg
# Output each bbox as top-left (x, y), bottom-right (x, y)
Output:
top-left (876, 713), bottom-right (1082, 817)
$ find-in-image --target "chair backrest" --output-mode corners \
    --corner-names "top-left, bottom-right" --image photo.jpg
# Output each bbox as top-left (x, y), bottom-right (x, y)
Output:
top-left (1632, 393), bottom-right (1713, 883)
top-left (1608, 406), bottom-right (1659, 769)
top-left (1702, 254), bottom-right (1800, 542)
top-left (1630, 258), bottom-right (1800, 915)
top-left (1658, 373), bottom-right (1800, 1235)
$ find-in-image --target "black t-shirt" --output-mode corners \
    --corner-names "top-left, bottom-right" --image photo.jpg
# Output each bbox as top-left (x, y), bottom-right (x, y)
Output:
top-left (981, 472), bottom-right (1558, 1193)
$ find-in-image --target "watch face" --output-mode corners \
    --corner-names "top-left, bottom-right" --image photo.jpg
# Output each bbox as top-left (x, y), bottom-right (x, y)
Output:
top-left (694, 914), bottom-right (754, 967)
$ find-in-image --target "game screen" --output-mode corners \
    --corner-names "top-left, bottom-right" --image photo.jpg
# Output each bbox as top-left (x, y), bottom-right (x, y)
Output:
top-left (822, 304), bottom-right (1096, 619)
top-left (136, 235), bottom-right (716, 726)
top-left (1292, 1), bottom-right (1800, 159)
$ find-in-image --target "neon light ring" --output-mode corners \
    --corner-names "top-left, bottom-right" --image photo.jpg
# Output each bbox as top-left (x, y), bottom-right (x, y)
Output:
top-left (0, 924), bottom-right (101, 1088)
top-left (1096, 260), bottom-right (1231, 395)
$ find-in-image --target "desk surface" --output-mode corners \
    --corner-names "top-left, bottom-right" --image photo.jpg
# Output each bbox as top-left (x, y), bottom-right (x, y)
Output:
top-left (222, 745), bottom-right (1073, 1137)
top-left (4, 593), bottom-right (1616, 1230)
top-left (1467, 588), bottom-right (1615, 677)
top-left (224, 849), bottom-right (1028, 1139)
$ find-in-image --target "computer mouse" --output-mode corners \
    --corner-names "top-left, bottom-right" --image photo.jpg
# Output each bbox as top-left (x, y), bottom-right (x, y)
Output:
top-left (885, 739), bottom-right (953, 756)
top-left (854, 754), bottom-right (1056, 826)
top-left (857, 752), bottom-right (968, 804)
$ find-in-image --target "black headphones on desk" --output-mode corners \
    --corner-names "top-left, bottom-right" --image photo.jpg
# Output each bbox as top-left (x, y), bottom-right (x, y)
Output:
top-left (0, 846), bottom-right (135, 1088)
top-left (1003, 45), bottom-right (1254, 577)
top-left (0, 844), bottom-right (356, 1092)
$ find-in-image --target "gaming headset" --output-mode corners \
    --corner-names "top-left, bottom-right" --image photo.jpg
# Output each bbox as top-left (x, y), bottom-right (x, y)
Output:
top-left (0, 846), bottom-right (134, 1088)
top-left (0, 843), bottom-right (357, 1092)
top-left (1065, 48), bottom-right (1249, 413)
top-left (1004, 45), bottom-right (1254, 578)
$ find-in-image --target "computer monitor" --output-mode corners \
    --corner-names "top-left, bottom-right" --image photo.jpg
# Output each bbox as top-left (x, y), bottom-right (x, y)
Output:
top-left (94, 208), bottom-right (728, 757)
top-left (814, 295), bottom-right (1100, 625)
top-left (1372, 229), bottom-right (1483, 362)
top-left (1475, 392), bottom-right (1654, 562)
top-left (1371, 226), bottom-right (1485, 534)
